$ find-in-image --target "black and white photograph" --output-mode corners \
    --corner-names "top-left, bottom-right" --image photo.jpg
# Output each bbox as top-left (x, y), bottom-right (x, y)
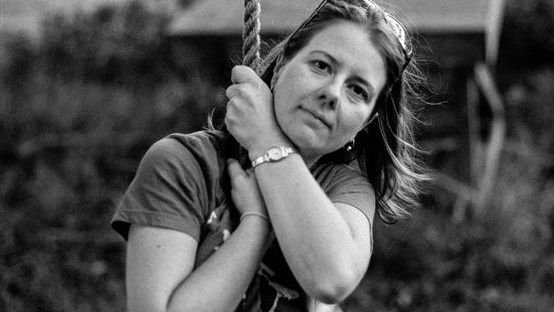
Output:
top-left (1, 0), bottom-right (552, 311)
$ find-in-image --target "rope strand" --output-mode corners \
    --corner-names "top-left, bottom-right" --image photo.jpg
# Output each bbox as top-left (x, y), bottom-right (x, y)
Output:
top-left (237, 0), bottom-right (263, 167)
top-left (243, 0), bottom-right (262, 73)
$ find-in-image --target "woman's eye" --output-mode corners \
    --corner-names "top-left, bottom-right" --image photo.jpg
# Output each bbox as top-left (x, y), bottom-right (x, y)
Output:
top-left (312, 60), bottom-right (331, 73)
top-left (350, 85), bottom-right (369, 102)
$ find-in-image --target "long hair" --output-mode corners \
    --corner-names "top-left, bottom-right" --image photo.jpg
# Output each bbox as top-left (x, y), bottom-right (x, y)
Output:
top-left (262, 0), bottom-right (429, 224)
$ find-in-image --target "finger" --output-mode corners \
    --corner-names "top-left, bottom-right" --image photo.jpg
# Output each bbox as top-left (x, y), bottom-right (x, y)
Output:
top-left (226, 158), bottom-right (246, 180)
top-left (224, 114), bottom-right (237, 138)
top-left (224, 99), bottom-right (239, 125)
top-left (225, 84), bottom-right (241, 100)
top-left (231, 65), bottom-right (256, 84)
top-left (223, 108), bottom-right (241, 139)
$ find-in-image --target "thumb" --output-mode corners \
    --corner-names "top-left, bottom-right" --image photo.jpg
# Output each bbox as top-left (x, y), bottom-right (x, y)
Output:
top-left (231, 65), bottom-right (256, 84)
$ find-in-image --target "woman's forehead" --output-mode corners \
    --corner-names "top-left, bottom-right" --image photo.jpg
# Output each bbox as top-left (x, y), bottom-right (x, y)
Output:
top-left (299, 21), bottom-right (387, 91)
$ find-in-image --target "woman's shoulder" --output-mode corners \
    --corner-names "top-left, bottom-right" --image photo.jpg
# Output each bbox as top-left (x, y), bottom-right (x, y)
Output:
top-left (137, 130), bottom-right (230, 180)
top-left (165, 129), bottom-right (227, 154)
top-left (149, 130), bottom-right (230, 163)
top-left (312, 160), bottom-right (367, 184)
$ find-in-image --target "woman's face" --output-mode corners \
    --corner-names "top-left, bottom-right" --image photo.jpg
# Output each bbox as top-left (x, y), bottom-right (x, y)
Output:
top-left (273, 20), bottom-right (387, 166)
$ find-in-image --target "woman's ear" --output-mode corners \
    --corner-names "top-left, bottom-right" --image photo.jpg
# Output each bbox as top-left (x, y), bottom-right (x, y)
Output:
top-left (270, 53), bottom-right (287, 89)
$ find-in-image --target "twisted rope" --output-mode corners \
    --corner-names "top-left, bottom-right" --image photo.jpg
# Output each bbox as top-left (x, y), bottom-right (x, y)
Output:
top-left (242, 0), bottom-right (262, 72)
top-left (234, 0), bottom-right (262, 167)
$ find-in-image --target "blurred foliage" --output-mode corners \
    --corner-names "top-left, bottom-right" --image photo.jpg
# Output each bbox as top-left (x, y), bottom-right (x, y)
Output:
top-left (345, 143), bottom-right (554, 311)
top-left (0, 1), bottom-right (225, 311)
top-left (0, 0), bottom-right (552, 311)
top-left (40, 1), bottom-right (169, 84)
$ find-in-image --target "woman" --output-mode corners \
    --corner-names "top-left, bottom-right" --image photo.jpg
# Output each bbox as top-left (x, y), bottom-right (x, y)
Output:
top-left (111, 0), bottom-right (426, 311)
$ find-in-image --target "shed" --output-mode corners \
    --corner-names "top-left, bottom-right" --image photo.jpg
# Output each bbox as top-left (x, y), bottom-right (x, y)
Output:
top-left (168, 0), bottom-right (505, 71)
top-left (168, 0), bottom-right (508, 218)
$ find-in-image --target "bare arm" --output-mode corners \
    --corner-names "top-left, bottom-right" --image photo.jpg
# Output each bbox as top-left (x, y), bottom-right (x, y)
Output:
top-left (127, 218), bottom-right (269, 312)
top-left (254, 154), bottom-right (372, 304)
top-left (126, 159), bottom-right (271, 312)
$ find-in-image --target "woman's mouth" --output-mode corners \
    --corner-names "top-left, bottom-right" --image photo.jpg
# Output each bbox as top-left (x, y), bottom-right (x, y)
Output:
top-left (301, 107), bottom-right (331, 129)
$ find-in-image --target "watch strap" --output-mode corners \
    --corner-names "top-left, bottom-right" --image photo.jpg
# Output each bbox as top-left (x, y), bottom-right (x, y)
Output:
top-left (251, 146), bottom-right (295, 168)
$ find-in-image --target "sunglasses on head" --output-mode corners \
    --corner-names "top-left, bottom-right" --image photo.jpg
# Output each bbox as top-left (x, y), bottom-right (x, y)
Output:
top-left (290, 0), bottom-right (412, 68)
top-left (260, 0), bottom-right (412, 90)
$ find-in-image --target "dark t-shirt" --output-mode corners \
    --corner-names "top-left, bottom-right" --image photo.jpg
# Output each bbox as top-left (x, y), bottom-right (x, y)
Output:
top-left (112, 130), bottom-right (375, 311)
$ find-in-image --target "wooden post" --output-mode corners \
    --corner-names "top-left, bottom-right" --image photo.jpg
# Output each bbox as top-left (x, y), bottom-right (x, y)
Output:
top-left (473, 63), bottom-right (506, 216)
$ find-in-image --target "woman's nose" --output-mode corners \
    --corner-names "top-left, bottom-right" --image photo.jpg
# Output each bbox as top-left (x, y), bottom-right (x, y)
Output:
top-left (318, 79), bottom-right (341, 110)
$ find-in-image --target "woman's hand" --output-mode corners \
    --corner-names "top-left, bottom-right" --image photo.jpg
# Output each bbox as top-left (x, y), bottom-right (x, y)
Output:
top-left (227, 158), bottom-right (274, 250)
top-left (227, 158), bottom-right (267, 216)
top-left (225, 65), bottom-right (289, 156)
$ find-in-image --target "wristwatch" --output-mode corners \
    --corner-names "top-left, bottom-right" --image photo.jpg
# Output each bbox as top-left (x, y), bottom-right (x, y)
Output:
top-left (251, 147), bottom-right (295, 168)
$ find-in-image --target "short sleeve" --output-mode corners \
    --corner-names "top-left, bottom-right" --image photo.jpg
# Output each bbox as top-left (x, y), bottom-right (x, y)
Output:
top-left (321, 164), bottom-right (376, 255)
top-left (317, 164), bottom-right (376, 227)
top-left (111, 138), bottom-right (208, 241)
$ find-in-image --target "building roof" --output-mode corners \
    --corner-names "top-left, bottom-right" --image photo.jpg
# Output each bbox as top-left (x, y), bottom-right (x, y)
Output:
top-left (168, 0), bottom-right (503, 36)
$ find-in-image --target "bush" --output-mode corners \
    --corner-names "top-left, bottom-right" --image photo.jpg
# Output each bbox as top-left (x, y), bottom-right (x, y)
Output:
top-left (40, 1), bottom-right (171, 84)
top-left (345, 156), bottom-right (553, 311)
top-left (0, 2), bottom-right (225, 311)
